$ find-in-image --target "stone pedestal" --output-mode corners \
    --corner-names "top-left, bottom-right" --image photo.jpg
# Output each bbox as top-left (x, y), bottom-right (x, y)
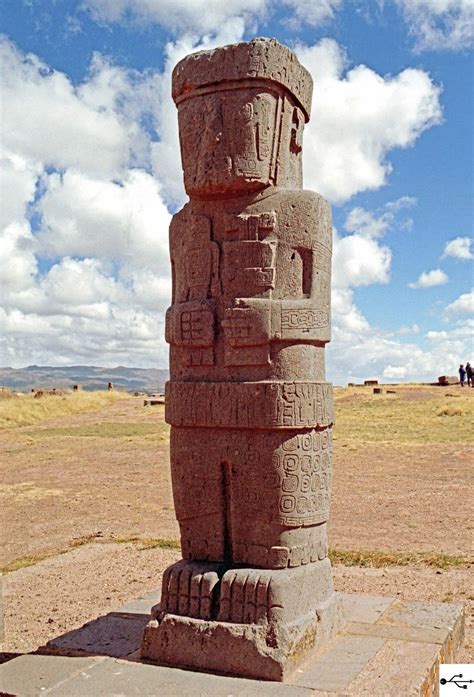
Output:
top-left (142, 563), bottom-right (344, 680)
top-left (142, 37), bottom-right (342, 679)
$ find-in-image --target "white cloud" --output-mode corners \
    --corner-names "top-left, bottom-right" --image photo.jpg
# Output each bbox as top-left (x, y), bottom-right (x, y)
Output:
top-left (296, 39), bottom-right (442, 202)
top-left (0, 39), bottom-right (174, 369)
top-left (443, 236), bottom-right (473, 260)
top-left (383, 364), bottom-right (408, 379)
top-left (37, 169), bottom-right (170, 271)
top-left (82, 0), bottom-right (267, 35)
top-left (444, 289), bottom-right (474, 318)
top-left (344, 196), bottom-right (416, 239)
top-left (332, 287), bottom-right (371, 334)
top-left (0, 38), bottom-right (140, 179)
top-left (0, 222), bottom-right (38, 295)
top-left (281, 0), bottom-right (342, 27)
top-left (0, 152), bottom-right (42, 230)
top-left (333, 232), bottom-right (392, 289)
top-left (392, 323), bottom-right (420, 336)
top-left (395, 0), bottom-right (474, 52)
top-left (327, 319), bottom-right (473, 385)
top-left (408, 268), bottom-right (449, 289)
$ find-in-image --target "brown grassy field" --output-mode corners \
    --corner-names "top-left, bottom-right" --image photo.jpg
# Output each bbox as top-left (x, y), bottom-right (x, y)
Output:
top-left (1, 384), bottom-right (472, 658)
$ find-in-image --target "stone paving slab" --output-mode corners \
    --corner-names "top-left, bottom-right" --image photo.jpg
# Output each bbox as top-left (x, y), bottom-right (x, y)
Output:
top-left (346, 620), bottom-right (449, 645)
top-left (343, 639), bottom-right (442, 696)
top-left (0, 654), bottom-right (103, 696)
top-left (46, 613), bottom-right (149, 658)
top-left (337, 593), bottom-right (393, 624)
top-left (114, 590), bottom-right (162, 615)
top-left (45, 657), bottom-right (316, 696)
top-left (292, 635), bottom-right (385, 692)
top-left (377, 599), bottom-right (464, 630)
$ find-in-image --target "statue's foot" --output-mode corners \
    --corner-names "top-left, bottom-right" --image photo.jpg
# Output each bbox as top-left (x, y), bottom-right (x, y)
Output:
top-left (217, 568), bottom-right (272, 624)
top-left (217, 560), bottom-right (334, 626)
top-left (159, 560), bottom-right (224, 620)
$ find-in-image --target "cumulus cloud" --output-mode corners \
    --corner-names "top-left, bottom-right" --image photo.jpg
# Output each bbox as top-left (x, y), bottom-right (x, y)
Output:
top-left (331, 196), bottom-right (416, 291)
top-left (296, 39), bottom-right (442, 202)
top-left (0, 38), bottom-right (142, 179)
top-left (0, 152), bottom-right (42, 230)
top-left (408, 269), bottom-right (449, 289)
top-left (344, 196), bottom-right (416, 239)
top-left (0, 222), bottom-right (38, 296)
top-left (442, 236), bottom-right (473, 260)
top-left (383, 364), bottom-right (408, 379)
top-left (82, 0), bottom-right (266, 35)
top-left (333, 233), bottom-right (392, 289)
top-left (327, 319), bottom-right (473, 385)
top-left (395, 0), bottom-right (474, 52)
top-left (391, 324), bottom-right (420, 336)
top-left (0, 38), bottom-right (174, 368)
top-left (37, 169), bottom-right (170, 271)
top-left (444, 289), bottom-right (474, 318)
top-left (281, 0), bottom-right (342, 27)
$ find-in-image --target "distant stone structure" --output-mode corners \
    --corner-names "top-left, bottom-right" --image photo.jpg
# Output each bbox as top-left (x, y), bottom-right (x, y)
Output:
top-left (438, 375), bottom-right (458, 386)
top-left (107, 382), bottom-right (113, 391)
top-left (142, 38), bottom-right (342, 680)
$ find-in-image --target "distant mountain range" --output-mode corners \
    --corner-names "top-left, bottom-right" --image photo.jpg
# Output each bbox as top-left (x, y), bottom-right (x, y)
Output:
top-left (0, 365), bottom-right (169, 393)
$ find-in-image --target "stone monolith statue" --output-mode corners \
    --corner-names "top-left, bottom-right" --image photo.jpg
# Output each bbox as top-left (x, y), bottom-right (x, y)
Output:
top-left (141, 37), bottom-right (342, 681)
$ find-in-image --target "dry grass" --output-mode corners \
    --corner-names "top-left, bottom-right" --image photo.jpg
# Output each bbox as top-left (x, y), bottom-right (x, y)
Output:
top-left (0, 534), bottom-right (180, 573)
top-left (333, 385), bottom-right (474, 445)
top-left (0, 533), bottom-right (103, 573)
top-left (111, 534), bottom-right (181, 550)
top-left (329, 548), bottom-right (469, 570)
top-left (0, 390), bottom-right (128, 429)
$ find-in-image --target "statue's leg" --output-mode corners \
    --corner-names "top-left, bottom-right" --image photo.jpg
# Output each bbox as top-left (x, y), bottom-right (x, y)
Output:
top-left (158, 428), bottom-right (226, 621)
top-left (170, 427), bottom-right (226, 562)
top-left (217, 429), bottom-right (334, 622)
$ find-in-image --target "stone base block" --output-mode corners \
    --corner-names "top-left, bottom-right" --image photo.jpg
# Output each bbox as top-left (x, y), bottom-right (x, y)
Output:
top-left (141, 593), bottom-right (343, 681)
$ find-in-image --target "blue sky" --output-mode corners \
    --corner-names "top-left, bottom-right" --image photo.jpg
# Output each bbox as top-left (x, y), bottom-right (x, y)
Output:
top-left (1, 0), bottom-right (472, 383)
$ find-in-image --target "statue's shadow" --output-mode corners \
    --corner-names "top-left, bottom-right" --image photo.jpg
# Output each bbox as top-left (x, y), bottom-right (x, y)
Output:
top-left (36, 610), bottom-right (150, 661)
top-left (32, 590), bottom-right (161, 664)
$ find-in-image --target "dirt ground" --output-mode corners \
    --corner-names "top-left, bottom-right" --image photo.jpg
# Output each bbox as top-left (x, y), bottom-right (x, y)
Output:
top-left (1, 386), bottom-right (473, 659)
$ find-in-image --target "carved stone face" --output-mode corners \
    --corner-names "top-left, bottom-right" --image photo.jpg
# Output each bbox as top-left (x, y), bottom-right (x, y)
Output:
top-left (177, 87), bottom-right (282, 197)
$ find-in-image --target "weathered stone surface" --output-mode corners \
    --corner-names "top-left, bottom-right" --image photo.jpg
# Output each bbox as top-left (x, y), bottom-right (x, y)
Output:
top-left (344, 640), bottom-right (442, 696)
top-left (142, 37), bottom-right (340, 679)
top-left (143, 593), bottom-right (343, 682)
top-left (47, 613), bottom-right (149, 658)
top-left (338, 593), bottom-right (394, 624)
top-left (0, 654), bottom-right (102, 697)
top-left (292, 635), bottom-right (385, 691)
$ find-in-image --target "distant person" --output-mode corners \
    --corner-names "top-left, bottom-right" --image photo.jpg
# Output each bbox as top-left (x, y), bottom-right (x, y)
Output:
top-left (459, 364), bottom-right (466, 387)
top-left (466, 362), bottom-right (473, 387)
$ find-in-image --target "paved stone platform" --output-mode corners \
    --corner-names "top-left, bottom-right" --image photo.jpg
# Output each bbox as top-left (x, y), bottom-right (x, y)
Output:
top-left (1, 592), bottom-right (464, 696)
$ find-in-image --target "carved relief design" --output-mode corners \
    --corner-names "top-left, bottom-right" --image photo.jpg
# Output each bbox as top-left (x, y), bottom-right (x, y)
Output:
top-left (166, 302), bottom-right (215, 347)
top-left (166, 382), bottom-right (334, 429)
top-left (281, 308), bottom-right (329, 331)
top-left (222, 239), bottom-right (276, 297)
top-left (233, 429), bottom-right (333, 528)
top-left (276, 429), bottom-right (332, 526)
